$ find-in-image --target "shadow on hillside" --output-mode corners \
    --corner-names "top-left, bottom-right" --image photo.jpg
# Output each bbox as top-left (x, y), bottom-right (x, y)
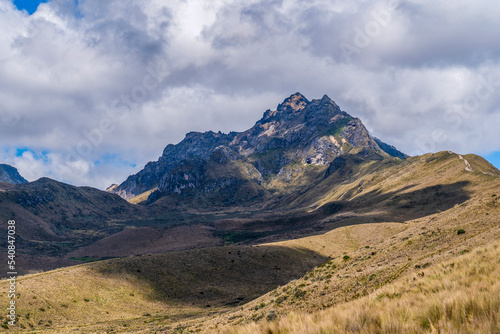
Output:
top-left (93, 245), bottom-right (327, 307)
top-left (347, 180), bottom-right (471, 220)
top-left (220, 181), bottom-right (472, 244)
top-left (285, 180), bottom-right (472, 237)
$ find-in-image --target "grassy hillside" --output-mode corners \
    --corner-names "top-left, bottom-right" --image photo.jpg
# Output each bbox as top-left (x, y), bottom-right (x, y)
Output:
top-left (190, 158), bottom-right (500, 332)
top-left (0, 221), bottom-right (409, 332)
top-left (238, 152), bottom-right (497, 247)
top-left (0, 151), bottom-right (498, 333)
top-left (0, 245), bottom-right (326, 332)
top-left (217, 238), bottom-right (500, 333)
top-left (2, 151), bottom-right (496, 276)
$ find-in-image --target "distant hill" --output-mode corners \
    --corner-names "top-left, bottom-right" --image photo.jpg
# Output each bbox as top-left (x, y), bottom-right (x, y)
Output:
top-left (0, 177), bottom-right (146, 273)
top-left (0, 163), bottom-right (27, 184)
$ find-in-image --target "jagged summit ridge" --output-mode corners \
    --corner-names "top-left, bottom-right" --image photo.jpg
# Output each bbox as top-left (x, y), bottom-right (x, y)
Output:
top-left (110, 93), bottom-right (408, 202)
top-left (275, 92), bottom-right (309, 114)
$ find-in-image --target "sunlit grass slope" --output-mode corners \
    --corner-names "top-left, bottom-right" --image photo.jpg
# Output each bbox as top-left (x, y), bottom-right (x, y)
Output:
top-left (217, 238), bottom-right (500, 334)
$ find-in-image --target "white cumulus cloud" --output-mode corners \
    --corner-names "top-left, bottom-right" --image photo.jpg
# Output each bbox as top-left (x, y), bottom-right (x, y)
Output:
top-left (1, 0), bottom-right (499, 188)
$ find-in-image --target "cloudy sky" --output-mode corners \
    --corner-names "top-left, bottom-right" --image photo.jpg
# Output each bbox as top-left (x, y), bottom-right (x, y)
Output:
top-left (1, 0), bottom-right (500, 189)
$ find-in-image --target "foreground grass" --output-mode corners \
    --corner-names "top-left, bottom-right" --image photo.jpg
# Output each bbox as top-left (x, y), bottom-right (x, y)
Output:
top-left (0, 245), bottom-right (325, 332)
top-left (217, 240), bottom-right (500, 334)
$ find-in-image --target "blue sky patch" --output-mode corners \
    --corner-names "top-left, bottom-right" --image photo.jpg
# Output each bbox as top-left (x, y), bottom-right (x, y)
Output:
top-left (16, 147), bottom-right (31, 157)
top-left (93, 153), bottom-right (137, 168)
top-left (13, 0), bottom-right (48, 15)
top-left (16, 147), bottom-right (50, 163)
top-left (482, 151), bottom-right (500, 171)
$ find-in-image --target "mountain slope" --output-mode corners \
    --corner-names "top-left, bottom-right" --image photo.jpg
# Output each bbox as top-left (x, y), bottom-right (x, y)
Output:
top-left (0, 164), bottom-right (27, 184)
top-left (217, 237), bottom-right (500, 334)
top-left (3, 151), bottom-right (499, 333)
top-left (0, 245), bottom-right (327, 332)
top-left (110, 93), bottom-right (407, 205)
top-left (4, 151), bottom-right (496, 276)
top-left (192, 155), bottom-right (500, 332)
top-left (68, 152), bottom-right (497, 266)
top-left (0, 177), bottom-right (145, 273)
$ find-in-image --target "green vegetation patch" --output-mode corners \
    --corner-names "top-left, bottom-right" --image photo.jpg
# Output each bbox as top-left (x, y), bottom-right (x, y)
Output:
top-left (214, 231), bottom-right (269, 244)
top-left (323, 117), bottom-right (353, 137)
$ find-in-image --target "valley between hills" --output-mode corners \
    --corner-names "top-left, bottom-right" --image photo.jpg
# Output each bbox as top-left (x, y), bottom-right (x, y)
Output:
top-left (0, 94), bottom-right (499, 333)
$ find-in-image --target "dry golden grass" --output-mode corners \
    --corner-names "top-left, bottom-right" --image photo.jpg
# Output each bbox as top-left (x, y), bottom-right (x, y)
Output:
top-left (0, 245), bottom-right (325, 332)
top-left (0, 264), bottom-right (186, 332)
top-left (216, 239), bottom-right (500, 334)
top-left (263, 222), bottom-right (406, 258)
top-left (127, 187), bottom-right (157, 204)
top-left (303, 151), bottom-right (499, 212)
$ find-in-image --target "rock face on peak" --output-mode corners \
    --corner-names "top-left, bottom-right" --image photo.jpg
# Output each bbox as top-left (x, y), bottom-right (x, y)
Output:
top-left (112, 131), bottom-right (240, 200)
top-left (110, 93), bottom-right (408, 205)
top-left (0, 164), bottom-right (28, 184)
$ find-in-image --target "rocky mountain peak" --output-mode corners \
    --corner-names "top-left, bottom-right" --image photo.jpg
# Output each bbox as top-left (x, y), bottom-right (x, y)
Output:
top-left (277, 92), bottom-right (309, 113)
top-left (305, 94), bottom-right (342, 117)
top-left (259, 93), bottom-right (342, 129)
top-left (261, 93), bottom-right (309, 122)
top-left (319, 94), bottom-right (339, 106)
top-left (110, 93), bottom-right (408, 203)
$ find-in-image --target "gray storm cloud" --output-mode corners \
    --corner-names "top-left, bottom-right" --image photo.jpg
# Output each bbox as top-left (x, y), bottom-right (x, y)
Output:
top-left (0, 0), bottom-right (499, 188)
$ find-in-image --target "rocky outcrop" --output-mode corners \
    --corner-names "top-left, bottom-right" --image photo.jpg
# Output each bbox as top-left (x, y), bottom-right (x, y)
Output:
top-left (111, 131), bottom-right (238, 200)
top-left (110, 93), bottom-right (407, 204)
top-left (0, 164), bottom-right (28, 184)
